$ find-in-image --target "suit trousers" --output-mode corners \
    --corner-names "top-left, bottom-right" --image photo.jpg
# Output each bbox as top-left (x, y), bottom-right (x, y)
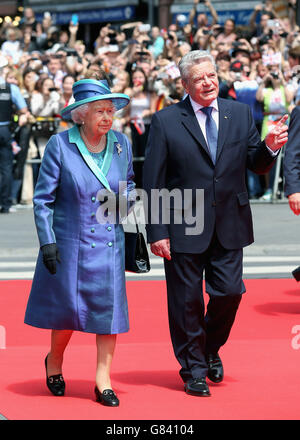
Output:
top-left (164, 230), bottom-right (244, 382)
top-left (0, 125), bottom-right (13, 210)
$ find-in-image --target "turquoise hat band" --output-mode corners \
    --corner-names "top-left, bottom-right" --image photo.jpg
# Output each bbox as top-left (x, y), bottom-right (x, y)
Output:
top-left (60, 79), bottom-right (130, 121)
top-left (61, 93), bottom-right (130, 120)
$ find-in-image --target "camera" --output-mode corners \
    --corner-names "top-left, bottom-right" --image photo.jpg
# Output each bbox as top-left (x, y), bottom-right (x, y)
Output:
top-left (142, 40), bottom-right (152, 49)
top-left (232, 41), bottom-right (242, 48)
top-left (270, 72), bottom-right (279, 80)
top-left (63, 48), bottom-right (78, 57)
top-left (139, 24), bottom-right (151, 33)
top-left (258, 29), bottom-right (273, 46)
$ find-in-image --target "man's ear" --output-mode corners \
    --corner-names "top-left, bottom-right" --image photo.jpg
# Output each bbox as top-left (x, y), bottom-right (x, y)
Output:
top-left (181, 78), bottom-right (188, 94)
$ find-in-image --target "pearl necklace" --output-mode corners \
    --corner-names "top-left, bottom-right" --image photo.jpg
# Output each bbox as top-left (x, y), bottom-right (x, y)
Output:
top-left (80, 127), bottom-right (106, 153)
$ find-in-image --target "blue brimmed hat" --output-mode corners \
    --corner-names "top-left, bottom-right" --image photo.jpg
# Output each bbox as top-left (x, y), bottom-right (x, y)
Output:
top-left (61, 79), bottom-right (130, 120)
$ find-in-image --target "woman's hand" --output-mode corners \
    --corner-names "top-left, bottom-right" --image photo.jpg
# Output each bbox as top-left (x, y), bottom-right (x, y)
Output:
top-left (41, 243), bottom-right (61, 275)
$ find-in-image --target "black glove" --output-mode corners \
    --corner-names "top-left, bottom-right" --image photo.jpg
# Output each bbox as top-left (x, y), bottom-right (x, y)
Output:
top-left (41, 243), bottom-right (61, 275)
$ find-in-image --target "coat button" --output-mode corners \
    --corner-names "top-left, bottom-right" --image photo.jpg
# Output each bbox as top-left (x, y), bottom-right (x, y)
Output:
top-left (107, 226), bottom-right (112, 231)
top-left (92, 196), bottom-right (96, 202)
top-left (108, 242), bottom-right (113, 247)
top-left (91, 243), bottom-right (96, 248)
top-left (91, 212), bottom-right (95, 217)
top-left (91, 228), bottom-right (95, 233)
top-left (212, 201), bottom-right (216, 207)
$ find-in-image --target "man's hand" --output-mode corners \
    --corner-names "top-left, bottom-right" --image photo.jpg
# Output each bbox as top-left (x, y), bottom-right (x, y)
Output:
top-left (265, 114), bottom-right (289, 152)
top-left (150, 238), bottom-right (171, 260)
top-left (288, 193), bottom-right (300, 215)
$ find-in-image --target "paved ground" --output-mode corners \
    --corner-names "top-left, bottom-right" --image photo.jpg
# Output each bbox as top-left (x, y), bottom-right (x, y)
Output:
top-left (0, 201), bottom-right (299, 279)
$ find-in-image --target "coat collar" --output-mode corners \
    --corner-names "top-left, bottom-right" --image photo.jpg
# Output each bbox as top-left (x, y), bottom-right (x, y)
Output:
top-left (178, 96), bottom-right (231, 165)
top-left (68, 124), bottom-right (119, 192)
top-left (215, 97), bottom-right (231, 162)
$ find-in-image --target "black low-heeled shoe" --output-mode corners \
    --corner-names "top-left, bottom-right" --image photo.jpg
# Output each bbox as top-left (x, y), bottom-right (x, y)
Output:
top-left (45, 355), bottom-right (65, 396)
top-left (207, 353), bottom-right (224, 383)
top-left (94, 386), bottom-right (119, 407)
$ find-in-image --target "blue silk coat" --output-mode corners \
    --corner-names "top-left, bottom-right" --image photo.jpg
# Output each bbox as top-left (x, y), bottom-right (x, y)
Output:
top-left (24, 125), bottom-right (135, 334)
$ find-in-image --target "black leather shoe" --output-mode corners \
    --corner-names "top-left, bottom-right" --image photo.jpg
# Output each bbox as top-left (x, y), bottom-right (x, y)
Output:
top-left (95, 386), bottom-right (119, 407)
top-left (184, 378), bottom-right (211, 397)
top-left (207, 353), bottom-right (224, 383)
top-left (45, 355), bottom-right (65, 396)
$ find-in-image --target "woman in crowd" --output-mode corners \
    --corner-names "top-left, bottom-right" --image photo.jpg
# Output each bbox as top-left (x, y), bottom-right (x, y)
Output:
top-left (30, 76), bottom-right (61, 157)
top-left (57, 74), bottom-right (75, 131)
top-left (256, 64), bottom-right (293, 200)
top-left (59, 74), bottom-right (75, 110)
top-left (24, 78), bottom-right (135, 407)
top-left (125, 67), bottom-right (157, 187)
top-left (111, 70), bottom-right (131, 136)
top-left (215, 19), bottom-right (237, 45)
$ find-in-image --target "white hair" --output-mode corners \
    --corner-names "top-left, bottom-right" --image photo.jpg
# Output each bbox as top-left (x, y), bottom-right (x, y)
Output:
top-left (70, 103), bottom-right (90, 124)
top-left (70, 100), bottom-right (116, 124)
top-left (178, 50), bottom-right (216, 83)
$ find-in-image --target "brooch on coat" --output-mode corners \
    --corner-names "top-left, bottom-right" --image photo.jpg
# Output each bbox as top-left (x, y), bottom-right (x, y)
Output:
top-left (116, 143), bottom-right (122, 156)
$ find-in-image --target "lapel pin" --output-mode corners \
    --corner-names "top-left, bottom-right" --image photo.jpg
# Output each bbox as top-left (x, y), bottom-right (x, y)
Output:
top-left (116, 143), bottom-right (122, 156)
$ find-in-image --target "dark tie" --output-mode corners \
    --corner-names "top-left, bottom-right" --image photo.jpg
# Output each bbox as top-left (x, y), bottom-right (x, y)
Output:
top-left (200, 106), bottom-right (218, 164)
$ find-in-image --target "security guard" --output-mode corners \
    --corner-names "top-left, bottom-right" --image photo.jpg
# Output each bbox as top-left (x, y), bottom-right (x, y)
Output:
top-left (0, 55), bottom-right (28, 213)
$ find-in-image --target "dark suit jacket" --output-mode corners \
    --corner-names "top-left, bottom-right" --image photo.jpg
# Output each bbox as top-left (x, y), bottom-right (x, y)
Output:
top-left (283, 106), bottom-right (300, 197)
top-left (143, 97), bottom-right (276, 253)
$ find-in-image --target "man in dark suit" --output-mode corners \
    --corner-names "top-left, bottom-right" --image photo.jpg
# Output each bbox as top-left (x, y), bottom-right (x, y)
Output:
top-left (283, 106), bottom-right (300, 216)
top-left (283, 105), bottom-right (300, 281)
top-left (143, 50), bottom-right (288, 397)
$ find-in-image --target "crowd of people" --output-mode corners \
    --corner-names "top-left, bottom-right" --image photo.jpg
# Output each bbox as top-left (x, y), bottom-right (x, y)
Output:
top-left (0, 0), bottom-right (300, 211)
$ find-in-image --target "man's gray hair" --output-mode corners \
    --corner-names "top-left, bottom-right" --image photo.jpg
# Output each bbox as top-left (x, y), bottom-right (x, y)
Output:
top-left (178, 50), bottom-right (216, 83)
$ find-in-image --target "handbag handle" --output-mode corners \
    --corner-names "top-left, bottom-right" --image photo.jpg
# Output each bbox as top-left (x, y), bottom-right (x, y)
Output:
top-left (131, 208), bottom-right (140, 234)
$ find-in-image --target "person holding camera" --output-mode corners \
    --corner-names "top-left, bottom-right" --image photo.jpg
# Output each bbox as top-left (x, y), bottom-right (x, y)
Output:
top-left (124, 67), bottom-right (157, 188)
top-left (249, 2), bottom-right (277, 37)
top-left (45, 55), bottom-right (65, 89)
top-left (31, 76), bottom-right (61, 159)
top-left (215, 19), bottom-right (237, 45)
top-left (256, 64), bottom-right (293, 200)
top-left (189, 0), bottom-right (218, 33)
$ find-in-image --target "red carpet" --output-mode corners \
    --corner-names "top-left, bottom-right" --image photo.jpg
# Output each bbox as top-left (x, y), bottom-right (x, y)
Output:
top-left (0, 278), bottom-right (300, 420)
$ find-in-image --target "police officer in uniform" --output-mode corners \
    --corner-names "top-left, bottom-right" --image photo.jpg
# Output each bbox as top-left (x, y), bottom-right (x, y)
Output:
top-left (0, 55), bottom-right (28, 213)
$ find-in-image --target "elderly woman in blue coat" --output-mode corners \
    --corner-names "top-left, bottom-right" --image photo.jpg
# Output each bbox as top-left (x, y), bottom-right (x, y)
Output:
top-left (24, 79), bottom-right (135, 407)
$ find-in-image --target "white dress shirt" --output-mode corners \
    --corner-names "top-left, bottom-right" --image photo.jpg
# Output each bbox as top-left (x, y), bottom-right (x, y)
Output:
top-left (188, 95), bottom-right (278, 156)
top-left (189, 96), bottom-right (219, 146)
